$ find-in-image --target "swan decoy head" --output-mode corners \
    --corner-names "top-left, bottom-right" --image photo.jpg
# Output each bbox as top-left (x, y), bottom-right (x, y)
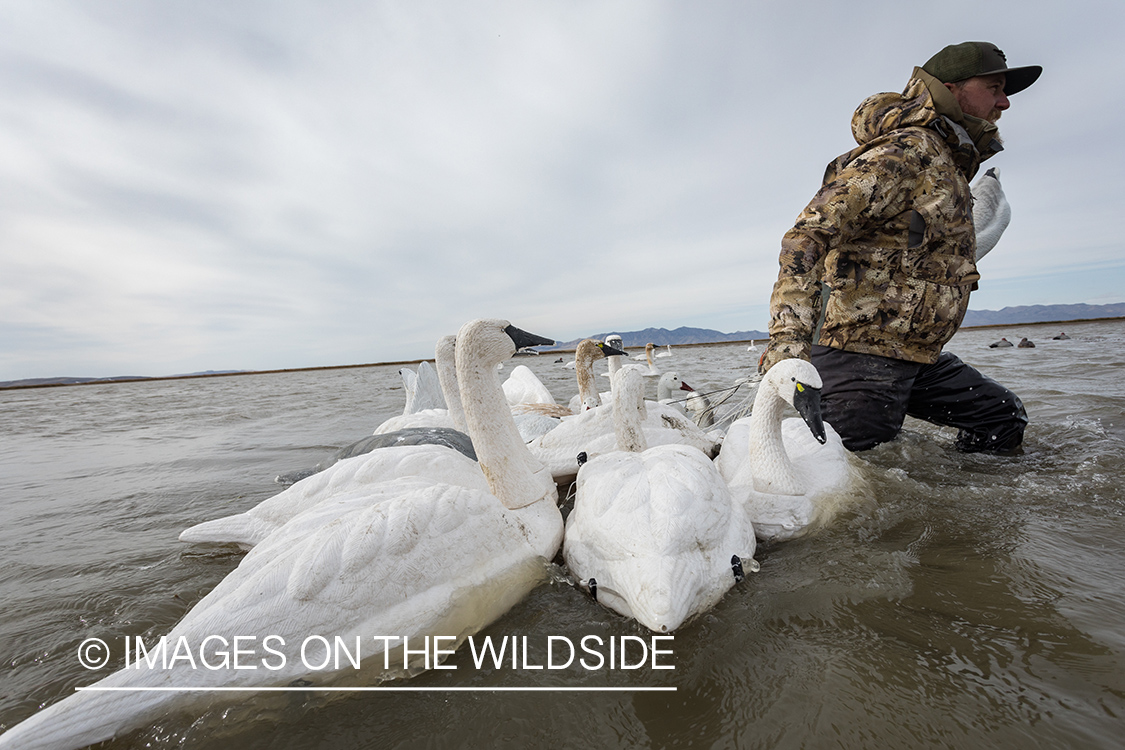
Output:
top-left (576, 338), bottom-right (627, 361)
top-left (598, 340), bottom-right (627, 358)
top-left (604, 334), bottom-right (624, 352)
top-left (767, 358), bottom-right (827, 445)
top-left (792, 379), bottom-right (826, 445)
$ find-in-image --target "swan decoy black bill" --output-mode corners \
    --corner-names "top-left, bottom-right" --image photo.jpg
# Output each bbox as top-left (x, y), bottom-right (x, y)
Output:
top-left (503, 324), bottom-right (554, 350)
top-left (792, 380), bottom-right (827, 445)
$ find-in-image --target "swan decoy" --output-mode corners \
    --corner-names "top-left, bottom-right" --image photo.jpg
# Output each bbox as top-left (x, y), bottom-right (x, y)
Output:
top-left (399, 361), bottom-right (446, 415)
top-left (989, 337), bottom-right (1014, 348)
top-left (513, 338), bottom-right (624, 443)
top-left (502, 364), bottom-right (557, 407)
top-left (971, 167), bottom-right (1011, 261)
top-left (564, 338), bottom-right (628, 413)
top-left (564, 366), bottom-right (757, 633)
top-left (0, 320), bottom-right (563, 750)
top-left (374, 344), bottom-right (458, 434)
top-left (714, 358), bottom-right (859, 543)
top-left (527, 363), bottom-right (720, 485)
top-left (1052, 332), bottom-right (1070, 340)
top-left (629, 342), bottom-right (661, 377)
top-left (655, 371), bottom-right (694, 414)
top-left (654, 344), bottom-right (673, 359)
top-left (601, 334), bottom-right (625, 380)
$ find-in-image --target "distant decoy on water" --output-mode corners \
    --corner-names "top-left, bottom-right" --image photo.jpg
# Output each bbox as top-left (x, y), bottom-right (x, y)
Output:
top-left (1018, 337), bottom-right (1036, 348)
top-left (989, 337), bottom-right (1014, 348)
top-left (1053, 332), bottom-right (1070, 340)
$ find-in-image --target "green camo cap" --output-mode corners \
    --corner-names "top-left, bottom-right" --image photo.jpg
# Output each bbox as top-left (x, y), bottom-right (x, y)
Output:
top-left (923, 41), bottom-right (1042, 95)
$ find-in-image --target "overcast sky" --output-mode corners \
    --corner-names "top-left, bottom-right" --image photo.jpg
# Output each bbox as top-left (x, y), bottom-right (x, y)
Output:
top-left (2, 0), bottom-right (1121, 380)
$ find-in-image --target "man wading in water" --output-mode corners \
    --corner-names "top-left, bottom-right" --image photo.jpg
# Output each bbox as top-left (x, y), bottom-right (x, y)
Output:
top-left (759, 41), bottom-right (1041, 454)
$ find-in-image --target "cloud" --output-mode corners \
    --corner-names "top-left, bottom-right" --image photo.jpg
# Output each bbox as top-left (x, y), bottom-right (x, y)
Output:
top-left (1, 0), bottom-right (1123, 380)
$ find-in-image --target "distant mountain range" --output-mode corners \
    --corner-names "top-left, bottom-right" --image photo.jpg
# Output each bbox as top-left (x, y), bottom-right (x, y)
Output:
top-left (542, 326), bottom-right (769, 352)
top-left (4, 303), bottom-right (1122, 388)
top-left (543, 303), bottom-right (1125, 351)
top-left (959, 302), bottom-right (1125, 327)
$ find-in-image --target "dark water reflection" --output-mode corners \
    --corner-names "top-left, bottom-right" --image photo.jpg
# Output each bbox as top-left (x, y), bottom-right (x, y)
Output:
top-left (1, 320), bottom-right (1123, 748)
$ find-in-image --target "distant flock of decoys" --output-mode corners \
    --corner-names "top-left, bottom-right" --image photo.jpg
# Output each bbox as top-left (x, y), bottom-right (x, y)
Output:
top-left (1, 319), bottom-right (866, 750)
top-left (989, 332), bottom-right (1071, 349)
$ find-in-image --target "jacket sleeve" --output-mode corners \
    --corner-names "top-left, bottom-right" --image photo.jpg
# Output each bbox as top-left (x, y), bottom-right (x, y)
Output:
top-left (760, 140), bottom-right (917, 372)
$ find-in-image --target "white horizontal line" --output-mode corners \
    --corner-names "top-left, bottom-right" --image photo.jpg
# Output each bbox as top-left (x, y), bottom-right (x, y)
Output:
top-left (77, 686), bottom-right (675, 693)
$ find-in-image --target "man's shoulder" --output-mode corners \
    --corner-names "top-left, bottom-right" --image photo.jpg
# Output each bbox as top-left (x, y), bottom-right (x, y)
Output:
top-left (829, 127), bottom-right (936, 179)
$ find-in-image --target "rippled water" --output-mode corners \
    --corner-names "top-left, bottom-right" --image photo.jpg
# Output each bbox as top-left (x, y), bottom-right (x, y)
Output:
top-left (1, 319), bottom-right (1123, 749)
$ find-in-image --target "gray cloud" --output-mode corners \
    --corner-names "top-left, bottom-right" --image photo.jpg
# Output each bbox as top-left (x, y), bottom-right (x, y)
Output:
top-left (1, 0), bottom-right (1122, 379)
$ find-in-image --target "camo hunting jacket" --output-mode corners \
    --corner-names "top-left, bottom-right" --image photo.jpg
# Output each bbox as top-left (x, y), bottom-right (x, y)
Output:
top-left (761, 72), bottom-right (1000, 371)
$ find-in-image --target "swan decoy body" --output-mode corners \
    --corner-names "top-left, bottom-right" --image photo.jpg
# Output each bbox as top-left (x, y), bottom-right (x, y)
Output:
top-left (970, 167), bottom-right (1011, 262)
top-left (715, 358), bottom-right (858, 542)
top-left (1, 320), bottom-right (563, 750)
top-left (564, 367), bottom-right (757, 633)
top-left (502, 364), bottom-right (557, 407)
top-left (989, 337), bottom-right (1014, 348)
top-left (190, 441), bottom-right (487, 546)
top-left (274, 426), bottom-right (477, 486)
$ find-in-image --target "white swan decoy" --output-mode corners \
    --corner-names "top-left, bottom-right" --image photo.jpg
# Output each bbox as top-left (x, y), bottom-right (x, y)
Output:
top-left (512, 338), bottom-right (623, 443)
top-left (601, 334), bottom-right (625, 380)
top-left (564, 366), bottom-right (757, 633)
top-left (502, 364), bottom-right (557, 407)
top-left (630, 342), bottom-right (661, 377)
top-left (971, 167), bottom-right (1011, 261)
top-left (655, 344), bottom-right (673, 358)
top-left (0, 320), bottom-right (563, 750)
top-left (564, 338), bottom-right (628, 413)
top-left (714, 358), bottom-right (859, 543)
top-left (374, 346), bottom-right (457, 434)
top-left (656, 371), bottom-right (693, 414)
top-left (400, 361), bottom-right (445, 415)
top-left (527, 363), bottom-right (720, 485)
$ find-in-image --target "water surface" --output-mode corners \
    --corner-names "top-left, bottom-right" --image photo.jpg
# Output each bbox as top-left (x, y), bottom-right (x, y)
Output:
top-left (1, 319), bottom-right (1122, 749)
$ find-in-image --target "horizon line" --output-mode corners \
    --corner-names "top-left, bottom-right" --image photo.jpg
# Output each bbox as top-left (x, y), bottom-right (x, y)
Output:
top-left (6, 314), bottom-right (1124, 391)
top-left (77, 685), bottom-right (677, 693)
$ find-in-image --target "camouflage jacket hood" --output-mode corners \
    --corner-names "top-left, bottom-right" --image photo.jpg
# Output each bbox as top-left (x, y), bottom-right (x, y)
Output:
top-left (762, 72), bottom-right (995, 370)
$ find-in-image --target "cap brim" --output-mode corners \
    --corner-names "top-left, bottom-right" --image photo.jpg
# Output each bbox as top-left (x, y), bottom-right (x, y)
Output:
top-left (985, 64), bottom-right (1041, 96)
